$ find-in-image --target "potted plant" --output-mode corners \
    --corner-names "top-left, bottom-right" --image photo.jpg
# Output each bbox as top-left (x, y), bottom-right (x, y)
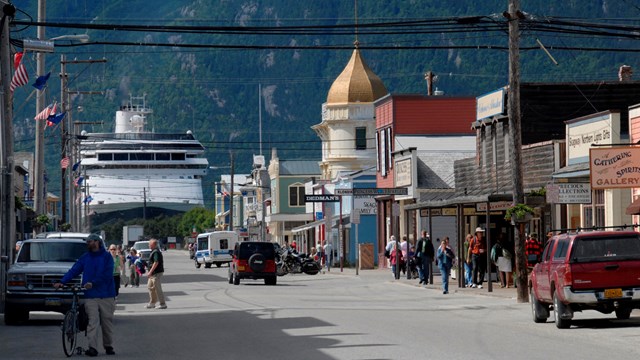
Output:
top-left (525, 187), bottom-right (546, 206)
top-left (505, 203), bottom-right (534, 224)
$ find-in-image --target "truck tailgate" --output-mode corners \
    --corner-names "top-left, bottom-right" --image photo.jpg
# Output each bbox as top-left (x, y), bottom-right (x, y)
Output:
top-left (570, 260), bottom-right (640, 290)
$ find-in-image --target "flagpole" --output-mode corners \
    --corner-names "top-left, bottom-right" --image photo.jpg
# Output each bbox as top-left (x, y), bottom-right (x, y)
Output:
top-left (33, 0), bottom-right (46, 223)
top-left (60, 54), bottom-right (67, 225)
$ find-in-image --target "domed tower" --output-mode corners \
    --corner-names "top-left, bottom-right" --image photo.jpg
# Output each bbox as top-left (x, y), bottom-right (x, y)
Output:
top-left (312, 45), bottom-right (388, 180)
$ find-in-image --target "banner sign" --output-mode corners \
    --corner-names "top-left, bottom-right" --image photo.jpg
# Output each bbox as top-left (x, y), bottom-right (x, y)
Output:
top-left (590, 147), bottom-right (640, 189)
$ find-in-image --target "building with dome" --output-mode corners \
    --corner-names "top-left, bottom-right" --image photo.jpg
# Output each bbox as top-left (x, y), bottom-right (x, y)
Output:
top-left (312, 46), bottom-right (388, 180)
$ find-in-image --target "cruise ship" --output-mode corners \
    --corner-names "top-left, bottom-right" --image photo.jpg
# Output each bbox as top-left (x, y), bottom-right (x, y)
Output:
top-left (78, 95), bottom-right (208, 226)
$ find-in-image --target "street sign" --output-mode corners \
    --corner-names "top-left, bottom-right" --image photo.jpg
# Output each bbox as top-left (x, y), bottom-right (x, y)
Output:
top-left (352, 188), bottom-right (408, 196)
top-left (305, 195), bottom-right (341, 202)
top-left (334, 189), bottom-right (353, 195)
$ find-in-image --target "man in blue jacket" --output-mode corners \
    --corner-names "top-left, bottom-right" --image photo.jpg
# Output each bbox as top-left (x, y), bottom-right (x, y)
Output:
top-left (54, 234), bottom-right (116, 357)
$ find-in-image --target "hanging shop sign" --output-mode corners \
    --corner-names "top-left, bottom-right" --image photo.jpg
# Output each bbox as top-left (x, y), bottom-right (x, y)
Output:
top-left (590, 146), bottom-right (640, 189)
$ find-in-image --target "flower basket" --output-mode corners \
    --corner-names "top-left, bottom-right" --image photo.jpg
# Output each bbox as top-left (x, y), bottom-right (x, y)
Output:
top-left (505, 203), bottom-right (534, 223)
top-left (510, 213), bottom-right (533, 225)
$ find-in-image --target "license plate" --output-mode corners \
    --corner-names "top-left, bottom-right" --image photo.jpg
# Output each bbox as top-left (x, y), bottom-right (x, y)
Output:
top-left (237, 265), bottom-right (245, 271)
top-left (45, 298), bottom-right (62, 306)
top-left (604, 288), bottom-right (623, 299)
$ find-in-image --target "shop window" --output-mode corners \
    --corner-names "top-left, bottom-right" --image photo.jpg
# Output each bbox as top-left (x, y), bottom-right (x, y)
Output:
top-left (582, 190), bottom-right (605, 228)
top-left (289, 183), bottom-right (305, 207)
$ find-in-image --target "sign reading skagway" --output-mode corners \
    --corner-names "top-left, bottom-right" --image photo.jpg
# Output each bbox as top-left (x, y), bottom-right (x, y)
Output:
top-left (590, 147), bottom-right (640, 189)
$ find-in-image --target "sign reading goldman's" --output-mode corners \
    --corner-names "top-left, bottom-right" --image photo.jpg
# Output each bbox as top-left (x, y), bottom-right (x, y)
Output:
top-left (590, 147), bottom-right (640, 189)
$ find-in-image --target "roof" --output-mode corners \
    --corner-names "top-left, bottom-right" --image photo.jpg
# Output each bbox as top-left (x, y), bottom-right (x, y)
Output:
top-left (279, 160), bottom-right (321, 176)
top-left (326, 48), bottom-right (388, 104)
top-left (417, 150), bottom-right (475, 189)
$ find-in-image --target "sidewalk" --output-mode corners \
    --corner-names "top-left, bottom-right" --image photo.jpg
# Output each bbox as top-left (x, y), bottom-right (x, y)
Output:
top-left (323, 266), bottom-right (519, 300)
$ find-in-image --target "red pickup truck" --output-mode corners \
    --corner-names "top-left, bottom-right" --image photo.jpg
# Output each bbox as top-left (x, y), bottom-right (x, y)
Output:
top-left (529, 230), bottom-right (640, 329)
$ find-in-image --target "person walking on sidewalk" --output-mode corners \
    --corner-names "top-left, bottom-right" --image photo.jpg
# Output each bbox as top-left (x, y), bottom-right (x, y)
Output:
top-left (145, 239), bottom-right (167, 309)
top-left (463, 234), bottom-right (473, 287)
top-left (436, 237), bottom-right (455, 294)
top-left (415, 230), bottom-right (434, 285)
top-left (54, 234), bottom-right (116, 356)
top-left (468, 227), bottom-right (487, 289)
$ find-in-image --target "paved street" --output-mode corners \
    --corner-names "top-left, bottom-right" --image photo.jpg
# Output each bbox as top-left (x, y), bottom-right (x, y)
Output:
top-left (2, 250), bottom-right (640, 359)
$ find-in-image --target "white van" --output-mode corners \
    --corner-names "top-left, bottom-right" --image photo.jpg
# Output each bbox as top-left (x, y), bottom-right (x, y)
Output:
top-left (194, 231), bottom-right (239, 268)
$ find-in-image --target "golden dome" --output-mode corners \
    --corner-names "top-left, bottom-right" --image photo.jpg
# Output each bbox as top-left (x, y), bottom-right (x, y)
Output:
top-left (326, 49), bottom-right (388, 104)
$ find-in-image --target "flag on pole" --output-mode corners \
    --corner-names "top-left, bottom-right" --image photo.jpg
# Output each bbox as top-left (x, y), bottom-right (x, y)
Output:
top-left (47, 112), bottom-right (66, 127)
top-left (83, 195), bottom-right (93, 204)
top-left (10, 52), bottom-right (29, 92)
top-left (35, 103), bottom-right (57, 121)
top-left (72, 160), bottom-right (81, 172)
top-left (60, 156), bottom-right (70, 169)
top-left (74, 176), bottom-right (84, 187)
top-left (32, 72), bottom-right (51, 91)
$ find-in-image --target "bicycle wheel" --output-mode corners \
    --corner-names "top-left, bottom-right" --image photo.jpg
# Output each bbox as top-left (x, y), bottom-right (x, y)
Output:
top-left (62, 311), bottom-right (77, 357)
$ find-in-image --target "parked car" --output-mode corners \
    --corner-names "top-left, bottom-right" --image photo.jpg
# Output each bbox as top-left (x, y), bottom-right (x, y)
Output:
top-left (228, 241), bottom-right (277, 285)
top-left (132, 240), bottom-right (152, 261)
top-left (5, 236), bottom-right (92, 324)
top-left (529, 230), bottom-right (640, 328)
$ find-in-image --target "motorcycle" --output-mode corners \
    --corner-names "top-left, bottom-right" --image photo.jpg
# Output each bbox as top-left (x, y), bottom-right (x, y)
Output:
top-left (276, 248), bottom-right (321, 276)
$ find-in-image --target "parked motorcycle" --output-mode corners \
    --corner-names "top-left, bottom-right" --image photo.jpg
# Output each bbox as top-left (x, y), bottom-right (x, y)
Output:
top-left (276, 248), bottom-right (321, 276)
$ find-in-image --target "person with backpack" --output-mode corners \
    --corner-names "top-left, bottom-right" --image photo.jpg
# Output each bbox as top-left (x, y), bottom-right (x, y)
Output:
top-left (126, 248), bottom-right (140, 287)
top-left (54, 234), bottom-right (116, 356)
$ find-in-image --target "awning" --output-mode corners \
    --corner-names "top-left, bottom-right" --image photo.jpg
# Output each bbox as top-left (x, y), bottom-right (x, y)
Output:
top-left (291, 214), bottom-right (350, 233)
top-left (626, 198), bottom-right (640, 215)
top-left (216, 210), bottom-right (230, 218)
top-left (552, 162), bottom-right (590, 179)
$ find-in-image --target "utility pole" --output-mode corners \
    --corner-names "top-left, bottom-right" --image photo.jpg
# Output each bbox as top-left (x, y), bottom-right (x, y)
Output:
top-left (1, 2), bottom-right (17, 312)
top-left (229, 153), bottom-right (234, 232)
top-left (33, 0), bottom-right (46, 221)
top-left (60, 55), bottom-right (67, 225)
top-left (506, 0), bottom-right (527, 303)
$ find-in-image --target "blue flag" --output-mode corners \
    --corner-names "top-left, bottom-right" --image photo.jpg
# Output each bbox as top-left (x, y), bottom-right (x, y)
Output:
top-left (72, 160), bottom-right (81, 172)
top-left (32, 72), bottom-right (51, 90)
top-left (47, 112), bottom-right (66, 127)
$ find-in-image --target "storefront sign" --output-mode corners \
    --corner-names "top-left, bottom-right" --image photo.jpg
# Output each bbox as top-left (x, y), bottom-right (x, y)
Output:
top-left (394, 158), bottom-right (412, 187)
top-left (567, 112), bottom-right (619, 164)
top-left (354, 198), bottom-right (377, 215)
top-left (546, 183), bottom-right (591, 203)
top-left (590, 146), bottom-right (640, 189)
top-left (476, 201), bottom-right (511, 212)
top-left (476, 88), bottom-right (505, 121)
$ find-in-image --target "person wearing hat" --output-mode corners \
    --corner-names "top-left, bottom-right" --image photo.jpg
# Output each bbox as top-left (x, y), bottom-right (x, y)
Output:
top-left (54, 234), bottom-right (116, 356)
top-left (467, 227), bottom-right (487, 289)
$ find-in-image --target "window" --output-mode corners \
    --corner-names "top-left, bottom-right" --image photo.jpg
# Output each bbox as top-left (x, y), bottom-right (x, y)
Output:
top-left (130, 153), bottom-right (153, 161)
top-left (98, 153), bottom-right (113, 161)
top-left (583, 190), bottom-right (605, 228)
top-left (553, 239), bottom-right (570, 259)
top-left (542, 240), bottom-right (553, 262)
top-left (113, 153), bottom-right (128, 161)
top-left (289, 184), bottom-right (305, 207)
top-left (355, 127), bottom-right (367, 150)
top-left (156, 153), bottom-right (170, 161)
top-left (171, 153), bottom-right (186, 161)
top-left (570, 235), bottom-right (640, 262)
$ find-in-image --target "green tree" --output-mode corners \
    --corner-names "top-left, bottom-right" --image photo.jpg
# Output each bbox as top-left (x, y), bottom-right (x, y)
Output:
top-left (178, 207), bottom-right (216, 237)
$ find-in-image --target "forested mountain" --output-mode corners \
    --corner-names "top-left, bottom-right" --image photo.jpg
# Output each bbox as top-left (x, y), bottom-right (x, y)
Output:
top-left (8, 0), bottom-right (640, 206)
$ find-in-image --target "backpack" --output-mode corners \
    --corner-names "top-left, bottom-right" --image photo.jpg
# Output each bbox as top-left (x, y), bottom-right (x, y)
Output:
top-left (135, 258), bottom-right (147, 274)
top-left (490, 244), bottom-right (502, 264)
top-left (78, 303), bottom-right (89, 332)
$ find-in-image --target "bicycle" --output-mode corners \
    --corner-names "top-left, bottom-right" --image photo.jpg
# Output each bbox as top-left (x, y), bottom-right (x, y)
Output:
top-left (59, 285), bottom-right (86, 357)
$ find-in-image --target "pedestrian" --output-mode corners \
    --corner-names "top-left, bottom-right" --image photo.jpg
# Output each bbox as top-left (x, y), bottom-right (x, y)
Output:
top-left (53, 234), bottom-right (116, 357)
top-left (126, 248), bottom-right (140, 287)
top-left (467, 227), bottom-right (487, 289)
top-left (525, 233), bottom-right (543, 269)
top-left (145, 238), bottom-right (167, 309)
top-left (415, 230), bottom-right (434, 285)
top-left (400, 236), bottom-right (408, 274)
top-left (385, 235), bottom-right (399, 276)
top-left (108, 245), bottom-right (124, 297)
top-left (309, 247), bottom-right (318, 262)
top-left (436, 237), bottom-right (456, 294)
top-left (316, 242), bottom-right (325, 266)
top-left (463, 234), bottom-right (473, 287)
top-left (323, 241), bottom-right (333, 270)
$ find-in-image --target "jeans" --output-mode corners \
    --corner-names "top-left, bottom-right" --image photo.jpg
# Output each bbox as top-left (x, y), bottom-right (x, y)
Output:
top-left (464, 261), bottom-right (473, 286)
top-left (472, 253), bottom-right (486, 286)
top-left (417, 255), bottom-right (431, 283)
top-left (440, 265), bottom-right (451, 292)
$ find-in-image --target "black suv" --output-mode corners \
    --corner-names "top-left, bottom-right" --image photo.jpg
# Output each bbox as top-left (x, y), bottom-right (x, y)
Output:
top-left (228, 242), bottom-right (277, 285)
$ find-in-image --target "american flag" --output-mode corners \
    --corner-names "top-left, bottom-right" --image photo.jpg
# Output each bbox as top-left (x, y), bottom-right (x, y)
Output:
top-left (34, 103), bottom-right (57, 121)
top-left (10, 52), bottom-right (28, 92)
top-left (60, 156), bottom-right (70, 169)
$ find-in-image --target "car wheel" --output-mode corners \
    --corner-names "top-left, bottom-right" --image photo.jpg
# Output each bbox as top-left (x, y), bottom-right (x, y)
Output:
top-left (216, 263), bottom-right (221, 268)
top-left (553, 290), bottom-right (571, 329)
top-left (233, 272), bottom-right (240, 285)
top-left (195, 260), bottom-right (201, 269)
top-left (4, 304), bottom-right (28, 325)
top-left (530, 286), bottom-right (549, 323)
top-left (248, 253), bottom-right (266, 272)
top-left (204, 263), bottom-right (212, 269)
top-left (615, 307), bottom-right (632, 320)
top-left (265, 276), bottom-right (277, 286)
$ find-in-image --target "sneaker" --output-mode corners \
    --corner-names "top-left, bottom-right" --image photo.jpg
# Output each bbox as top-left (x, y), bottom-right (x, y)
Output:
top-left (144, 304), bottom-right (155, 309)
top-left (155, 304), bottom-right (167, 309)
top-left (85, 347), bottom-right (98, 357)
top-left (478, 284), bottom-right (483, 289)
top-left (105, 346), bottom-right (115, 355)
top-left (471, 284), bottom-right (477, 288)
